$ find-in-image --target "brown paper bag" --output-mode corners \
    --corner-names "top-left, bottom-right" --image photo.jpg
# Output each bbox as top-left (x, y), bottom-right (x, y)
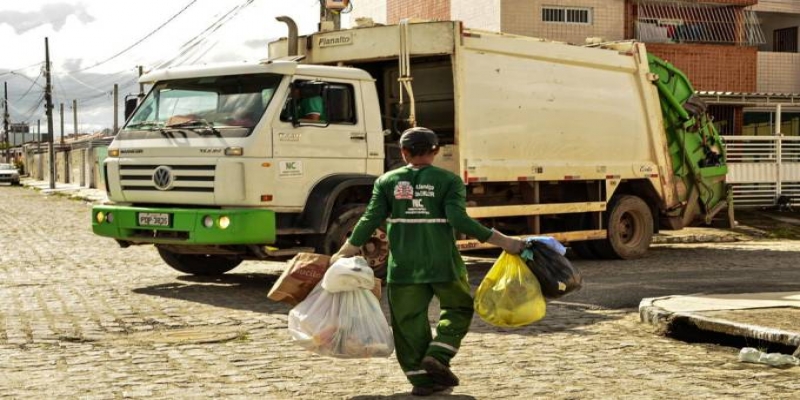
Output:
top-left (268, 253), bottom-right (383, 305)
top-left (267, 253), bottom-right (330, 305)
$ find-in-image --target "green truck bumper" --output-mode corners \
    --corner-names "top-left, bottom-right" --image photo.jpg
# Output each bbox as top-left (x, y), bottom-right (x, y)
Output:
top-left (91, 205), bottom-right (276, 245)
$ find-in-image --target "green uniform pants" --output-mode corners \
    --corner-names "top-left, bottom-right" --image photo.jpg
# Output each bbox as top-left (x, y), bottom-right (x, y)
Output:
top-left (387, 275), bottom-right (474, 387)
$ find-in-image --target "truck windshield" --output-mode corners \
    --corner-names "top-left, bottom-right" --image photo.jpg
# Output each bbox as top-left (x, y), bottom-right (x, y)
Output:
top-left (123, 73), bottom-right (282, 138)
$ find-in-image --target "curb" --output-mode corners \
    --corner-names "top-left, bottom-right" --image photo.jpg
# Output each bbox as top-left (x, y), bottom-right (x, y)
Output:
top-left (640, 297), bottom-right (800, 349)
top-left (652, 232), bottom-right (750, 244)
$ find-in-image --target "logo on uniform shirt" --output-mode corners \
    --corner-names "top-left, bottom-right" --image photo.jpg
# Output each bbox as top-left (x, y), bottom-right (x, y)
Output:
top-left (394, 181), bottom-right (414, 200)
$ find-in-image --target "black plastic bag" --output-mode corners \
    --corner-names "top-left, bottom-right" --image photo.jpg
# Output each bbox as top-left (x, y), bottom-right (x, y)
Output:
top-left (524, 241), bottom-right (583, 299)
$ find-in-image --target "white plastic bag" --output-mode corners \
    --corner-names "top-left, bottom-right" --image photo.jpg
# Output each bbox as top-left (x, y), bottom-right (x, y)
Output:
top-left (321, 256), bottom-right (374, 293)
top-left (288, 284), bottom-right (394, 358)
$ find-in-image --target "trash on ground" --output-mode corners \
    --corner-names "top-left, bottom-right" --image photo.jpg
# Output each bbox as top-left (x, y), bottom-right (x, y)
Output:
top-left (738, 347), bottom-right (799, 368)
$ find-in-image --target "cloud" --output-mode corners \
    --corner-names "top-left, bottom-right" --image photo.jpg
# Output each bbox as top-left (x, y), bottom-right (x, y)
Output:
top-left (0, 3), bottom-right (94, 34)
top-left (244, 38), bottom-right (269, 50)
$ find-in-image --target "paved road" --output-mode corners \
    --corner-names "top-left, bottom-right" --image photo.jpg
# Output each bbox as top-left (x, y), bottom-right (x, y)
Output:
top-left (1, 186), bottom-right (798, 399)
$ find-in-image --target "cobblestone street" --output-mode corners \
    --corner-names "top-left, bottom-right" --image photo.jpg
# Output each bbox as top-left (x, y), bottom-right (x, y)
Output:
top-left (1, 186), bottom-right (798, 399)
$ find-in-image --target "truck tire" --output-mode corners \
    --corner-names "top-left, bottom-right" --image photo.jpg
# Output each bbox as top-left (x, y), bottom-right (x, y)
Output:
top-left (591, 195), bottom-right (653, 259)
top-left (322, 205), bottom-right (389, 280)
top-left (156, 248), bottom-right (242, 276)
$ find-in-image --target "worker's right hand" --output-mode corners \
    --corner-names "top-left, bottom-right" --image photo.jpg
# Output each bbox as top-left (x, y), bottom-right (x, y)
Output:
top-left (329, 241), bottom-right (360, 266)
top-left (486, 230), bottom-right (526, 255)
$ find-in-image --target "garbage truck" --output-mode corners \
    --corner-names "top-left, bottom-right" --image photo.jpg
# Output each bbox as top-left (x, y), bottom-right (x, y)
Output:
top-left (91, 20), bottom-right (731, 276)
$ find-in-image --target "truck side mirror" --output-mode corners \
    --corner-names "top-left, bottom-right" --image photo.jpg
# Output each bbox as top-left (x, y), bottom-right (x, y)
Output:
top-left (124, 97), bottom-right (139, 121)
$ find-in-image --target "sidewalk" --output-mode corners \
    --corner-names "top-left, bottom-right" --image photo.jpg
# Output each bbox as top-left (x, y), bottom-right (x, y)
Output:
top-left (640, 292), bottom-right (800, 356)
top-left (21, 178), bottom-right (109, 204)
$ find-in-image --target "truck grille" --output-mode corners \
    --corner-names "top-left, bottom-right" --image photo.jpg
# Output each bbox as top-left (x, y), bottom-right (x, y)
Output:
top-left (120, 164), bottom-right (216, 193)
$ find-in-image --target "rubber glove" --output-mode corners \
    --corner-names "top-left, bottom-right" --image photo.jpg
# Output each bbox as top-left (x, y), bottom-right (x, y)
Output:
top-left (486, 229), bottom-right (526, 255)
top-left (330, 241), bottom-right (360, 265)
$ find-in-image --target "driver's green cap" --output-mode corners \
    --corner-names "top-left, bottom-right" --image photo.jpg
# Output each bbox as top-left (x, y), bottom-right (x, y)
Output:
top-left (399, 127), bottom-right (439, 150)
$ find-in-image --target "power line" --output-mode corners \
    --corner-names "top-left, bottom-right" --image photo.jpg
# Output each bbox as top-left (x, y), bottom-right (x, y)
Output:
top-left (14, 69), bottom-right (45, 102)
top-left (0, 62), bottom-right (44, 78)
top-left (68, 0), bottom-right (200, 73)
top-left (156, 0), bottom-right (256, 69)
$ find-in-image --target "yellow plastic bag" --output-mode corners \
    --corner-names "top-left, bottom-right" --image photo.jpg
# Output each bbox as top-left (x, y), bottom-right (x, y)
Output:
top-left (475, 252), bottom-right (546, 327)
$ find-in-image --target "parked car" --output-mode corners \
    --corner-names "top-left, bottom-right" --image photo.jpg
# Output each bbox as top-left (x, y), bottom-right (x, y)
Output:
top-left (0, 163), bottom-right (21, 186)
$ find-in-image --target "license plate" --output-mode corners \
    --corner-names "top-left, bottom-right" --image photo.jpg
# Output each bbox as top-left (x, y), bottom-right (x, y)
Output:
top-left (138, 212), bottom-right (171, 227)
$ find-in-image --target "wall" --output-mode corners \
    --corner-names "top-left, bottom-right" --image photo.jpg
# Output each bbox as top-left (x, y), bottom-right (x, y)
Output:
top-left (451, 0), bottom-right (501, 32)
top-left (502, 0), bottom-right (625, 44)
top-left (646, 43), bottom-right (757, 92)
top-left (23, 144), bottom-right (106, 189)
top-left (758, 52), bottom-right (800, 93)
top-left (349, 0), bottom-right (387, 25)
top-left (753, 0), bottom-right (800, 13)
top-left (387, 0), bottom-right (450, 24)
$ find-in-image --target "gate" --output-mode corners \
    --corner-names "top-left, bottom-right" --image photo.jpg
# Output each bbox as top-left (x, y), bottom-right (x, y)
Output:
top-left (722, 135), bottom-right (800, 207)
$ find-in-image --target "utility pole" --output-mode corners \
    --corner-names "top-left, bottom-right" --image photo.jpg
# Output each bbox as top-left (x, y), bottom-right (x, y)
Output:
top-left (3, 82), bottom-right (9, 163)
top-left (60, 102), bottom-right (68, 183)
top-left (59, 103), bottom-right (64, 145)
top-left (72, 99), bottom-right (77, 136)
top-left (45, 37), bottom-right (56, 189)
top-left (37, 119), bottom-right (42, 180)
top-left (113, 83), bottom-right (119, 133)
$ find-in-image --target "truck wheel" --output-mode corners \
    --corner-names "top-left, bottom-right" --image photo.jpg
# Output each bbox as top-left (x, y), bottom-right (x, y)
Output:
top-left (591, 195), bottom-right (653, 259)
top-left (156, 248), bottom-right (242, 276)
top-left (323, 205), bottom-right (389, 280)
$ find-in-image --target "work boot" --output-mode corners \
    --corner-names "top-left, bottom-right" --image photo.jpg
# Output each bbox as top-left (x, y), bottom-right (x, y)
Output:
top-left (420, 356), bottom-right (460, 387)
top-left (411, 384), bottom-right (451, 397)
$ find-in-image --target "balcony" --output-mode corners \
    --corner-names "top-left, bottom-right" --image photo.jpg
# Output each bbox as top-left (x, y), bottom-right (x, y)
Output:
top-left (632, 1), bottom-right (764, 46)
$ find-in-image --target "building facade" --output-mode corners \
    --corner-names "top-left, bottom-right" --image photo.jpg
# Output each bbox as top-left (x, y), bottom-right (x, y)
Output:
top-left (350, 0), bottom-right (800, 137)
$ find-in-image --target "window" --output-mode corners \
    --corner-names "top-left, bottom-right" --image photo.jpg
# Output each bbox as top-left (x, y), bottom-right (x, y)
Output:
top-left (542, 6), bottom-right (592, 25)
top-left (124, 73), bottom-right (282, 137)
top-left (774, 27), bottom-right (798, 53)
top-left (281, 80), bottom-right (357, 125)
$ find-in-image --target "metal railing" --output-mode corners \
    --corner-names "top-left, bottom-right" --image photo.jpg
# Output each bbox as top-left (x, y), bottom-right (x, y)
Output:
top-left (635, 1), bottom-right (765, 46)
top-left (722, 135), bottom-right (800, 207)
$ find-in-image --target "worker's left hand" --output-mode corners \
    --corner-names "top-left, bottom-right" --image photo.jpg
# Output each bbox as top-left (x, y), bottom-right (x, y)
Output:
top-left (486, 230), bottom-right (526, 255)
top-left (329, 241), bottom-right (360, 266)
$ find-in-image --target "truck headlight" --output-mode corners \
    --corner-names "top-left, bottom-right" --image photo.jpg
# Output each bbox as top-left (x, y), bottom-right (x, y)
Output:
top-left (218, 216), bottom-right (231, 229)
top-left (96, 211), bottom-right (105, 223)
top-left (202, 215), bottom-right (214, 228)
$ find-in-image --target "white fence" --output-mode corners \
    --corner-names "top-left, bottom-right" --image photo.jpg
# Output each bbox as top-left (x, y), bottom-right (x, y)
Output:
top-left (722, 135), bottom-right (800, 207)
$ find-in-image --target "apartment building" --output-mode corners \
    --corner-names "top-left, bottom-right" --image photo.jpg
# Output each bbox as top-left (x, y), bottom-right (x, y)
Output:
top-left (350, 0), bottom-right (800, 137)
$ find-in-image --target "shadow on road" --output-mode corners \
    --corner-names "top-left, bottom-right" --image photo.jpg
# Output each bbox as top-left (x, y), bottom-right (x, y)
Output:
top-left (132, 272), bottom-right (292, 314)
top-left (350, 393), bottom-right (476, 400)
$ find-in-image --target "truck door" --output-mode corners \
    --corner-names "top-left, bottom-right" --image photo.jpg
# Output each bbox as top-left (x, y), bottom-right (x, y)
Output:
top-left (270, 79), bottom-right (368, 206)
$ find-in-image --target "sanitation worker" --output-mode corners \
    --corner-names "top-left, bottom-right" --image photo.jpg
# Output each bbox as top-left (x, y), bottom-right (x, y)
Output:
top-left (331, 127), bottom-right (525, 396)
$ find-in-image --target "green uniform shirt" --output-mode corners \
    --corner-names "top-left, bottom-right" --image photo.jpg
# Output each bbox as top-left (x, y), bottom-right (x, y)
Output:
top-left (348, 165), bottom-right (493, 284)
top-left (296, 96), bottom-right (326, 121)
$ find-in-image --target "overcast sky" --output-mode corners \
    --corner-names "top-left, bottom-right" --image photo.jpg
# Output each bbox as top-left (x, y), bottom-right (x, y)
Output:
top-left (0, 0), bottom-right (336, 135)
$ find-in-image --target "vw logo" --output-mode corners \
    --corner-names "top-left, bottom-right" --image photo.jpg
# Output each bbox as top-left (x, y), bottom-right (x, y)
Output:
top-left (152, 166), bottom-right (174, 191)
